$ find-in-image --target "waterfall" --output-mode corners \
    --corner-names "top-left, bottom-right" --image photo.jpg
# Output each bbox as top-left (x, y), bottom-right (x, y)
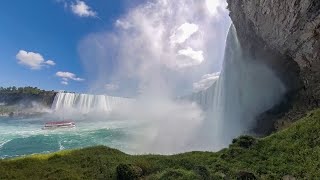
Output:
top-left (192, 25), bottom-right (286, 149)
top-left (51, 25), bottom-right (286, 152)
top-left (51, 92), bottom-right (132, 113)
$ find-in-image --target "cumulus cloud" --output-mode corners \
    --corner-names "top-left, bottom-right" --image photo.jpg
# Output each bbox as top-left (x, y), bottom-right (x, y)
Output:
top-left (177, 47), bottom-right (204, 68)
top-left (56, 71), bottom-right (84, 85)
top-left (45, 60), bottom-right (56, 66)
top-left (193, 72), bottom-right (220, 91)
top-left (16, 50), bottom-right (55, 70)
top-left (71, 0), bottom-right (97, 17)
top-left (170, 23), bottom-right (199, 45)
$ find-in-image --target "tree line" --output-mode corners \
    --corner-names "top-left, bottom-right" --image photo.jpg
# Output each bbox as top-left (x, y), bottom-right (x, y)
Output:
top-left (0, 86), bottom-right (55, 95)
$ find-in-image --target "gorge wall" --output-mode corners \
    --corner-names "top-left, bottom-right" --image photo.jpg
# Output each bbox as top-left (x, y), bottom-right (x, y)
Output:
top-left (227, 0), bottom-right (320, 133)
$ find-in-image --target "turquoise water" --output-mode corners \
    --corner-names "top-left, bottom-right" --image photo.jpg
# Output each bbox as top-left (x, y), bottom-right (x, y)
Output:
top-left (0, 116), bottom-right (134, 159)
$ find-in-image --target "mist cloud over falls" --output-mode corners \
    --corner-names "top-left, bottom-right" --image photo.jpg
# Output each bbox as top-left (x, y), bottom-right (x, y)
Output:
top-left (79, 0), bottom-right (230, 96)
top-left (75, 0), bottom-right (266, 154)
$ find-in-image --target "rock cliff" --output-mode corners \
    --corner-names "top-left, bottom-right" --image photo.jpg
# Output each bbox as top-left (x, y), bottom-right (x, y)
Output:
top-left (227, 0), bottom-right (320, 133)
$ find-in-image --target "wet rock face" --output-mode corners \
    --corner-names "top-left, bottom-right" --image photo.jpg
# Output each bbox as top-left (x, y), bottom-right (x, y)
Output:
top-left (227, 0), bottom-right (320, 132)
top-left (228, 0), bottom-right (320, 69)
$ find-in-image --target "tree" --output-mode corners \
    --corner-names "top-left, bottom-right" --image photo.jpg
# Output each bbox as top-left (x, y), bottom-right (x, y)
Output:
top-left (11, 86), bottom-right (17, 92)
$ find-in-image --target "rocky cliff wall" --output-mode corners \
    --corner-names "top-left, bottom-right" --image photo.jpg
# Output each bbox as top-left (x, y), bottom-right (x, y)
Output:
top-left (227, 0), bottom-right (320, 133)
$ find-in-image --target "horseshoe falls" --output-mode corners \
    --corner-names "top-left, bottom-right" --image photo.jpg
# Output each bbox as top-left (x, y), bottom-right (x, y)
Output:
top-left (52, 92), bottom-right (132, 114)
top-left (190, 25), bottom-right (286, 150)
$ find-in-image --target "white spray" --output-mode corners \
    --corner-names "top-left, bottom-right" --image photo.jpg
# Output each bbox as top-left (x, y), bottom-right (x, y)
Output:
top-left (56, 0), bottom-right (287, 154)
top-left (190, 25), bottom-right (286, 150)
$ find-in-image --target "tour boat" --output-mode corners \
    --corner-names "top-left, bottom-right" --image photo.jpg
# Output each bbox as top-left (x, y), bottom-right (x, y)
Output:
top-left (42, 121), bottom-right (76, 130)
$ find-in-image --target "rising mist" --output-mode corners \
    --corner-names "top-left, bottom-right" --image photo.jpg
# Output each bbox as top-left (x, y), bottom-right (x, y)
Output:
top-left (61, 0), bottom-right (288, 154)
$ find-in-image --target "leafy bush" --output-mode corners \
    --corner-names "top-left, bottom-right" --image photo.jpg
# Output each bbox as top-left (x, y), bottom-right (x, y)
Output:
top-left (156, 169), bottom-right (199, 180)
top-left (116, 164), bottom-right (143, 180)
top-left (231, 135), bottom-right (257, 149)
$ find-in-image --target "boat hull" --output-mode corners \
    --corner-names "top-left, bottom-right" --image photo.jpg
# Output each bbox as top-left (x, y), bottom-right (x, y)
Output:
top-left (42, 121), bottom-right (76, 130)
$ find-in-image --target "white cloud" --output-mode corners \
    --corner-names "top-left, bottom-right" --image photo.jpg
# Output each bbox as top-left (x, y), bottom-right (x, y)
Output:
top-left (56, 71), bottom-right (84, 85)
top-left (105, 83), bottom-right (119, 91)
top-left (16, 50), bottom-right (55, 70)
top-left (56, 71), bottom-right (84, 81)
top-left (193, 72), bottom-right (220, 91)
top-left (56, 71), bottom-right (75, 79)
top-left (177, 47), bottom-right (204, 67)
top-left (170, 23), bottom-right (199, 45)
top-left (71, 0), bottom-right (96, 17)
top-left (73, 77), bottom-right (85, 81)
top-left (45, 60), bottom-right (56, 66)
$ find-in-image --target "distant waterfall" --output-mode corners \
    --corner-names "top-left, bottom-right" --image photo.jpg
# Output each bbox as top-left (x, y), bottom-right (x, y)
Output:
top-left (51, 92), bottom-right (132, 113)
top-left (191, 25), bottom-right (286, 149)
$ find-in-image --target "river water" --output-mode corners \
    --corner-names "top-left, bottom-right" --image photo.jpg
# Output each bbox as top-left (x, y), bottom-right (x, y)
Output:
top-left (0, 115), bottom-right (136, 159)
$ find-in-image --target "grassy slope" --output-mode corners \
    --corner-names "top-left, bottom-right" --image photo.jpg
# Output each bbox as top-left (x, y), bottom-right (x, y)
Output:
top-left (1, 109), bottom-right (320, 179)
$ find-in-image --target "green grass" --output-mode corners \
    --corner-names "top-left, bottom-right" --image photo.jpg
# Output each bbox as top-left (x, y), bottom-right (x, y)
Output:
top-left (2, 109), bottom-right (320, 179)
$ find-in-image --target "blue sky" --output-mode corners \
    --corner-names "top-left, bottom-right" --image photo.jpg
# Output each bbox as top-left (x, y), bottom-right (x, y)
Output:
top-left (0, 0), bottom-right (230, 96)
top-left (0, 0), bottom-right (135, 92)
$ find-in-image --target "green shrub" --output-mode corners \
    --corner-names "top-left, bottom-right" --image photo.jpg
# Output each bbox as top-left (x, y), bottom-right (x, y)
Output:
top-left (116, 164), bottom-right (143, 180)
top-left (157, 169), bottom-right (199, 180)
top-left (231, 135), bottom-right (257, 149)
top-left (193, 165), bottom-right (210, 179)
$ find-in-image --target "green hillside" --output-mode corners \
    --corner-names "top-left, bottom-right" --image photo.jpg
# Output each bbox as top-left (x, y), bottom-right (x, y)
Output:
top-left (1, 109), bottom-right (320, 179)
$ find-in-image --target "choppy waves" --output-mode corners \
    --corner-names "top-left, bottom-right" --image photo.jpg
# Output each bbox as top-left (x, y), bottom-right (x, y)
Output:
top-left (0, 117), bottom-right (134, 159)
